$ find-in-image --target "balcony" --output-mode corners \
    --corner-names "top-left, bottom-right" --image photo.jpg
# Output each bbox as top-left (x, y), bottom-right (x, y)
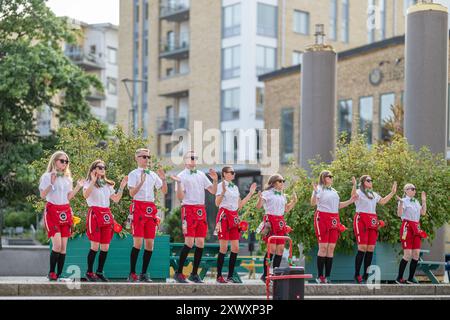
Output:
top-left (157, 116), bottom-right (188, 135)
top-left (86, 88), bottom-right (106, 101)
top-left (160, 0), bottom-right (190, 22)
top-left (160, 32), bottom-right (190, 60)
top-left (65, 49), bottom-right (105, 71)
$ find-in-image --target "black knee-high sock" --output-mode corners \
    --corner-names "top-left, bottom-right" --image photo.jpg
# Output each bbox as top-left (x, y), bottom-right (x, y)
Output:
top-left (354, 251), bottom-right (365, 276)
top-left (217, 252), bottom-right (225, 277)
top-left (192, 247), bottom-right (204, 275)
top-left (363, 252), bottom-right (374, 279)
top-left (57, 253), bottom-right (66, 276)
top-left (317, 256), bottom-right (326, 277)
top-left (325, 257), bottom-right (333, 278)
top-left (228, 252), bottom-right (238, 278)
top-left (408, 259), bottom-right (419, 281)
top-left (50, 250), bottom-right (60, 273)
top-left (262, 253), bottom-right (274, 277)
top-left (87, 249), bottom-right (97, 273)
top-left (141, 250), bottom-right (153, 274)
top-left (273, 254), bottom-right (282, 269)
top-left (177, 245), bottom-right (192, 274)
top-left (97, 251), bottom-right (108, 273)
top-left (398, 258), bottom-right (409, 280)
top-left (130, 247), bottom-right (140, 274)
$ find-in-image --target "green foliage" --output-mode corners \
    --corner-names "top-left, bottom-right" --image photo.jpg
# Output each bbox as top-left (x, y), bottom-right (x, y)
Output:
top-left (243, 134), bottom-right (450, 254)
top-left (162, 207), bottom-right (184, 243)
top-left (29, 121), bottom-right (169, 237)
top-left (4, 207), bottom-right (36, 228)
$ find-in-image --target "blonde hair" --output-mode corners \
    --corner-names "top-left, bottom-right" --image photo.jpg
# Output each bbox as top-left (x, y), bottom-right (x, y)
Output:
top-left (403, 183), bottom-right (416, 197)
top-left (135, 148), bottom-right (150, 156)
top-left (318, 170), bottom-right (332, 186)
top-left (265, 174), bottom-right (284, 190)
top-left (45, 151), bottom-right (72, 178)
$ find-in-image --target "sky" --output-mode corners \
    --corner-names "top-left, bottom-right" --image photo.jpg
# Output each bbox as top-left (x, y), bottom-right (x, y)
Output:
top-left (46, 0), bottom-right (120, 25)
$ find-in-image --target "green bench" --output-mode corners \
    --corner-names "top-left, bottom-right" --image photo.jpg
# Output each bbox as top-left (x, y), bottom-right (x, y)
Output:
top-left (417, 249), bottom-right (447, 284)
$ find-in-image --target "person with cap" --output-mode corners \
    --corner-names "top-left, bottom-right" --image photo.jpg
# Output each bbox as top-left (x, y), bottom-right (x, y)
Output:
top-left (396, 183), bottom-right (427, 284)
top-left (83, 159), bottom-right (128, 282)
top-left (127, 148), bottom-right (168, 282)
top-left (214, 166), bottom-right (256, 283)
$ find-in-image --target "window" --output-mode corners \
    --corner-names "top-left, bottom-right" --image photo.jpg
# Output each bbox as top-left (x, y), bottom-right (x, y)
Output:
top-left (222, 46), bottom-right (240, 79)
top-left (107, 77), bottom-right (117, 95)
top-left (106, 107), bottom-right (117, 125)
top-left (222, 88), bottom-right (240, 121)
top-left (293, 10), bottom-right (309, 35)
top-left (144, 0), bottom-right (149, 20)
top-left (367, 0), bottom-right (375, 43)
top-left (341, 0), bottom-right (349, 43)
top-left (256, 45), bottom-right (276, 76)
top-left (107, 47), bottom-right (117, 64)
top-left (329, 0), bottom-right (337, 41)
top-left (281, 108), bottom-right (294, 163)
top-left (223, 3), bottom-right (241, 38)
top-left (292, 51), bottom-right (303, 66)
top-left (380, 93), bottom-right (395, 141)
top-left (257, 3), bottom-right (278, 38)
top-left (256, 87), bottom-right (264, 120)
top-left (380, 0), bottom-right (386, 40)
top-left (89, 45), bottom-right (96, 55)
top-left (338, 99), bottom-right (352, 142)
top-left (359, 96), bottom-right (373, 145)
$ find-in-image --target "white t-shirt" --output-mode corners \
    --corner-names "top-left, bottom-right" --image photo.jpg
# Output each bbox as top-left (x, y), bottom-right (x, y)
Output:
top-left (400, 196), bottom-right (422, 222)
top-left (355, 189), bottom-right (381, 214)
top-left (314, 186), bottom-right (340, 213)
top-left (128, 168), bottom-right (163, 202)
top-left (83, 181), bottom-right (115, 207)
top-left (176, 168), bottom-right (213, 205)
top-left (216, 181), bottom-right (240, 211)
top-left (261, 189), bottom-right (287, 216)
top-left (39, 172), bottom-right (73, 205)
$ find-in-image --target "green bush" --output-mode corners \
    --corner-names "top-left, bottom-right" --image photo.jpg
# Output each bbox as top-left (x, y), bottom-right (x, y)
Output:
top-left (242, 134), bottom-right (450, 254)
top-left (29, 121), bottom-right (170, 237)
top-left (163, 207), bottom-right (184, 243)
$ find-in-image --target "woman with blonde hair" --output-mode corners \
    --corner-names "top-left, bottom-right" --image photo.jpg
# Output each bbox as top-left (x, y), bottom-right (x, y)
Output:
top-left (395, 183), bottom-right (427, 284)
top-left (256, 174), bottom-right (297, 282)
top-left (39, 151), bottom-right (84, 281)
top-left (311, 170), bottom-right (357, 284)
top-left (83, 160), bottom-right (128, 282)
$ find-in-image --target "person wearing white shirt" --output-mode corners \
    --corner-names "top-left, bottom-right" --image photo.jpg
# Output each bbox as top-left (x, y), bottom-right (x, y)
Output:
top-left (351, 175), bottom-right (396, 284)
top-left (214, 166), bottom-right (256, 284)
top-left (395, 183), bottom-right (427, 284)
top-left (170, 151), bottom-right (218, 283)
top-left (82, 159), bottom-right (127, 282)
top-left (256, 174), bottom-right (298, 282)
top-left (311, 170), bottom-right (357, 284)
top-left (126, 148), bottom-right (167, 282)
top-left (38, 151), bottom-right (84, 281)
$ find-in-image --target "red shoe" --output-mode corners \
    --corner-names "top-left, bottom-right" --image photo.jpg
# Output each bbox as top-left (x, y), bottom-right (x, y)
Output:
top-left (48, 272), bottom-right (58, 281)
top-left (216, 276), bottom-right (227, 284)
top-left (354, 275), bottom-right (363, 284)
top-left (395, 278), bottom-right (407, 284)
top-left (315, 276), bottom-right (327, 284)
top-left (128, 272), bottom-right (139, 282)
top-left (85, 272), bottom-right (99, 282)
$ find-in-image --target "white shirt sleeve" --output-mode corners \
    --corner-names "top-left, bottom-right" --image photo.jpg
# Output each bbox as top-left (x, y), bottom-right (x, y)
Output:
top-left (38, 173), bottom-right (51, 191)
top-left (375, 192), bottom-right (382, 203)
top-left (261, 190), bottom-right (269, 201)
top-left (128, 171), bottom-right (138, 188)
top-left (216, 182), bottom-right (223, 196)
top-left (153, 172), bottom-right (163, 190)
top-left (202, 172), bottom-right (213, 190)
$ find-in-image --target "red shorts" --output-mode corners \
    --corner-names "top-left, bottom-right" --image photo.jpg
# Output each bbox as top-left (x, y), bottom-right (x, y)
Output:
top-left (354, 212), bottom-right (379, 246)
top-left (44, 202), bottom-right (73, 238)
top-left (130, 200), bottom-right (159, 239)
top-left (86, 207), bottom-right (114, 244)
top-left (216, 208), bottom-right (240, 241)
top-left (314, 211), bottom-right (341, 244)
top-left (182, 205), bottom-right (208, 238)
top-left (262, 214), bottom-right (287, 245)
top-left (400, 220), bottom-right (422, 250)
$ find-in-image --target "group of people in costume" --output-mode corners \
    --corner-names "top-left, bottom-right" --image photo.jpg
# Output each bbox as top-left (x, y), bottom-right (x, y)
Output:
top-left (39, 149), bottom-right (427, 285)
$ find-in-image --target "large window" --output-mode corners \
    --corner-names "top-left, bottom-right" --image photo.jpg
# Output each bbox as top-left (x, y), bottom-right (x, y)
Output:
top-left (257, 3), bottom-right (278, 38)
top-left (106, 107), bottom-right (117, 125)
top-left (367, 0), bottom-right (375, 43)
top-left (380, 93), bottom-right (395, 141)
top-left (222, 46), bottom-right (240, 79)
top-left (293, 10), bottom-right (309, 35)
top-left (359, 96), bottom-right (373, 145)
top-left (223, 3), bottom-right (241, 38)
top-left (107, 47), bottom-right (117, 64)
top-left (222, 88), bottom-right (240, 121)
top-left (341, 0), bottom-right (349, 43)
top-left (292, 51), bottom-right (303, 66)
top-left (338, 99), bottom-right (352, 142)
top-left (379, 0), bottom-right (386, 40)
top-left (256, 87), bottom-right (264, 120)
top-left (107, 77), bottom-right (117, 95)
top-left (256, 45), bottom-right (276, 76)
top-left (329, 0), bottom-right (337, 41)
top-left (281, 108), bottom-right (294, 163)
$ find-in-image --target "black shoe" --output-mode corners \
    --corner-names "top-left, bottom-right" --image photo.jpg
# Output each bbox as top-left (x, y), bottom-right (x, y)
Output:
top-left (85, 272), bottom-right (99, 282)
top-left (139, 273), bottom-right (153, 282)
top-left (226, 276), bottom-right (240, 284)
top-left (188, 273), bottom-right (204, 283)
top-left (95, 272), bottom-right (109, 282)
top-left (174, 272), bottom-right (188, 283)
top-left (406, 278), bottom-right (419, 284)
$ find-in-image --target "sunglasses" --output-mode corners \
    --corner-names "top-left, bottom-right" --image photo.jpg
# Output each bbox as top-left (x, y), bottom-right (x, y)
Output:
top-left (366, 179), bottom-right (373, 183)
top-left (96, 165), bottom-right (106, 170)
top-left (325, 175), bottom-right (333, 179)
top-left (276, 180), bottom-right (286, 183)
top-left (225, 171), bottom-right (235, 175)
top-left (190, 156), bottom-right (198, 160)
top-left (138, 155), bottom-right (150, 160)
top-left (407, 188), bottom-right (416, 191)
top-left (58, 159), bottom-right (69, 164)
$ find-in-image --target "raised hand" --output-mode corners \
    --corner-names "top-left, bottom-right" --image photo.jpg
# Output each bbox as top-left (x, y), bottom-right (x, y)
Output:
top-left (120, 176), bottom-right (128, 189)
top-left (157, 168), bottom-right (166, 180)
top-left (221, 181), bottom-right (227, 194)
top-left (351, 193), bottom-right (359, 202)
top-left (90, 171), bottom-right (98, 183)
top-left (208, 169), bottom-right (218, 181)
top-left (249, 183), bottom-right (257, 194)
top-left (421, 191), bottom-right (426, 203)
top-left (170, 175), bottom-right (181, 183)
top-left (352, 176), bottom-right (357, 186)
top-left (392, 181), bottom-right (397, 194)
top-left (396, 195), bottom-right (404, 202)
top-left (312, 182), bottom-right (318, 193)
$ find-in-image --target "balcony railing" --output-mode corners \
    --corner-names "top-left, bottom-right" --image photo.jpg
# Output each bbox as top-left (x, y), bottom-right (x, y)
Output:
top-left (160, 32), bottom-right (190, 59)
top-left (157, 116), bottom-right (188, 134)
top-left (65, 49), bottom-right (105, 70)
top-left (160, 0), bottom-right (190, 20)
